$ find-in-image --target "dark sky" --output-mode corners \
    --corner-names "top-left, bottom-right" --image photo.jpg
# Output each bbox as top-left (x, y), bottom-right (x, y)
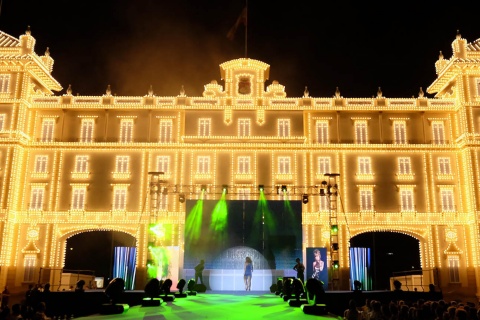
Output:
top-left (1, 1), bottom-right (479, 98)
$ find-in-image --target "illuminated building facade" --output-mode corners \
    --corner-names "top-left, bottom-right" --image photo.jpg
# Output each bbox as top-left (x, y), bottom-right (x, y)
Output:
top-left (0, 28), bottom-right (480, 300)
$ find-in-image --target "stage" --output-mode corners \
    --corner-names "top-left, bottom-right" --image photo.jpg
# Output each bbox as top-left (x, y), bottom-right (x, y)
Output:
top-left (39, 289), bottom-right (442, 319)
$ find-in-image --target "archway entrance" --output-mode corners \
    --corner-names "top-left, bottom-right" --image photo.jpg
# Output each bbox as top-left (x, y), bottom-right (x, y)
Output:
top-left (350, 232), bottom-right (421, 290)
top-left (64, 231), bottom-right (136, 283)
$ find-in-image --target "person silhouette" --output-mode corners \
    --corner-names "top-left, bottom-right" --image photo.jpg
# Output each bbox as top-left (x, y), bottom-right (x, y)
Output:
top-left (194, 259), bottom-right (205, 285)
top-left (293, 258), bottom-right (305, 281)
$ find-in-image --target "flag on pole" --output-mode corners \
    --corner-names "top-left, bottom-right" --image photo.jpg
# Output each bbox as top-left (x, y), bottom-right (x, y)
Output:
top-left (227, 6), bottom-right (247, 41)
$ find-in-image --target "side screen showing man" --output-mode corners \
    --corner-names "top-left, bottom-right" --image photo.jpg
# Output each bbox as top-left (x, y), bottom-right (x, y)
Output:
top-left (306, 247), bottom-right (328, 291)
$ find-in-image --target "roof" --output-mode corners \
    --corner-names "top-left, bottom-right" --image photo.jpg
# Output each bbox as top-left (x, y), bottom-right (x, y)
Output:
top-left (0, 31), bottom-right (20, 47)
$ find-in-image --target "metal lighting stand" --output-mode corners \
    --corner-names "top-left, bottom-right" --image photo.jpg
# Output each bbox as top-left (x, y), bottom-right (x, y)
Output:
top-left (320, 173), bottom-right (340, 290)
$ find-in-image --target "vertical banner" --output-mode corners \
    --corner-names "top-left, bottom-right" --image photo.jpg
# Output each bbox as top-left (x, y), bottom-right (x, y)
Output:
top-left (349, 247), bottom-right (372, 291)
top-left (306, 247), bottom-right (328, 291)
top-left (113, 247), bottom-right (137, 290)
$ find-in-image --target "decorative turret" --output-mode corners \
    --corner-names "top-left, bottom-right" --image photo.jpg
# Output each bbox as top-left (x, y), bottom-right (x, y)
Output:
top-left (452, 29), bottom-right (467, 59)
top-left (147, 85), bottom-right (154, 96)
top-left (19, 26), bottom-right (36, 55)
top-left (66, 84), bottom-right (72, 95)
top-left (435, 51), bottom-right (447, 75)
top-left (377, 87), bottom-right (383, 98)
top-left (40, 47), bottom-right (54, 74)
top-left (303, 86), bottom-right (309, 98)
top-left (334, 87), bottom-right (341, 98)
top-left (418, 87), bottom-right (424, 98)
top-left (105, 85), bottom-right (112, 96)
top-left (180, 85), bottom-right (186, 97)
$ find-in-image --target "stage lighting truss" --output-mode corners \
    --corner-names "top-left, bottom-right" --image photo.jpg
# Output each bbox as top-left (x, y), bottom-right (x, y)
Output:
top-left (153, 184), bottom-right (331, 201)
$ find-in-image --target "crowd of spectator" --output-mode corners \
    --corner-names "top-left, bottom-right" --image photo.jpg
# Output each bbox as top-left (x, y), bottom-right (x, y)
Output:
top-left (344, 297), bottom-right (479, 320)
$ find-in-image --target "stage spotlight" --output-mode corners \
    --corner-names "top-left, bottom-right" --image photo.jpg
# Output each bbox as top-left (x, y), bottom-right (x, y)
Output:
top-left (143, 278), bottom-right (162, 307)
top-left (175, 279), bottom-right (187, 298)
top-left (354, 280), bottom-right (362, 291)
top-left (281, 185), bottom-right (287, 192)
top-left (187, 279), bottom-right (197, 296)
top-left (332, 243), bottom-right (339, 251)
top-left (258, 184), bottom-right (264, 192)
top-left (201, 184), bottom-right (207, 192)
top-left (222, 184), bottom-right (228, 194)
top-left (319, 181), bottom-right (327, 196)
top-left (331, 225), bottom-right (338, 233)
top-left (332, 260), bottom-right (339, 269)
top-left (144, 278), bottom-right (160, 298)
top-left (161, 279), bottom-right (173, 294)
top-left (160, 279), bottom-right (175, 302)
top-left (302, 194), bottom-right (308, 204)
top-left (104, 278), bottom-right (125, 305)
top-left (179, 193), bottom-right (186, 203)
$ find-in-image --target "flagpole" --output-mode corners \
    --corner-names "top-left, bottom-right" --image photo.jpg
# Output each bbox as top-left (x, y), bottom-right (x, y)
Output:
top-left (244, 0), bottom-right (248, 58)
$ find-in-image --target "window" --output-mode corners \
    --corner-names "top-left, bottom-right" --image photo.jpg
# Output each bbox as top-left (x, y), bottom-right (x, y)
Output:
top-left (432, 121), bottom-right (445, 144)
top-left (318, 157), bottom-right (331, 175)
top-left (278, 119), bottom-right (290, 137)
top-left (34, 156), bottom-right (48, 173)
top-left (0, 74), bottom-right (10, 93)
top-left (398, 157), bottom-right (411, 175)
top-left (71, 187), bottom-right (86, 210)
top-left (448, 256), bottom-right (460, 283)
top-left (238, 118), bottom-right (250, 136)
top-left (199, 118), bottom-right (211, 136)
top-left (80, 119), bottom-right (94, 142)
top-left (238, 156), bottom-right (250, 174)
top-left (29, 187), bottom-right (44, 210)
top-left (316, 121), bottom-right (329, 143)
top-left (360, 189), bottom-right (373, 211)
top-left (0, 114), bottom-right (5, 131)
top-left (156, 156), bottom-right (170, 173)
top-left (119, 119), bottom-right (133, 143)
top-left (159, 119), bottom-right (173, 143)
top-left (441, 188), bottom-right (455, 212)
top-left (115, 156), bottom-right (129, 173)
top-left (400, 188), bottom-right (415, 212)
top-left (41, 119), bottom-right (55, 142)
top-left (75, 156), bottom-right (88, 173)
top-left (355, 121), bottom-right (368, 144)
top-left (197, 156), bottom-right (210, 174)
top-left (393, 121), bottom-right (407, 144)
top-left (113, 187), bottom-right (127, 210)
top-left (438, 157), bottom-right (451, 175)
top-left (278, 156), bottom-right (291, 174)
top-left (358, 157), bottom-right (372, 174)
top-left (23, 255), bottom-right (36, 282)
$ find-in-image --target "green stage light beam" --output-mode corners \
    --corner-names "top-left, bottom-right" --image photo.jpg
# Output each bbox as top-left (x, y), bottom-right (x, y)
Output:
top-left (149, 223), bottom-right (165, 238)
top-left (147, 246), bottom-right (170, 279)
top-left (185, 198), bottom-right (204, 245)
top-left (210, 192), bottom-right (228, 237)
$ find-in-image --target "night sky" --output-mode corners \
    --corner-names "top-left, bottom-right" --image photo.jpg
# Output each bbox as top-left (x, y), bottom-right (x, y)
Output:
top-left (1, 1), bottom-right (480, 98)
